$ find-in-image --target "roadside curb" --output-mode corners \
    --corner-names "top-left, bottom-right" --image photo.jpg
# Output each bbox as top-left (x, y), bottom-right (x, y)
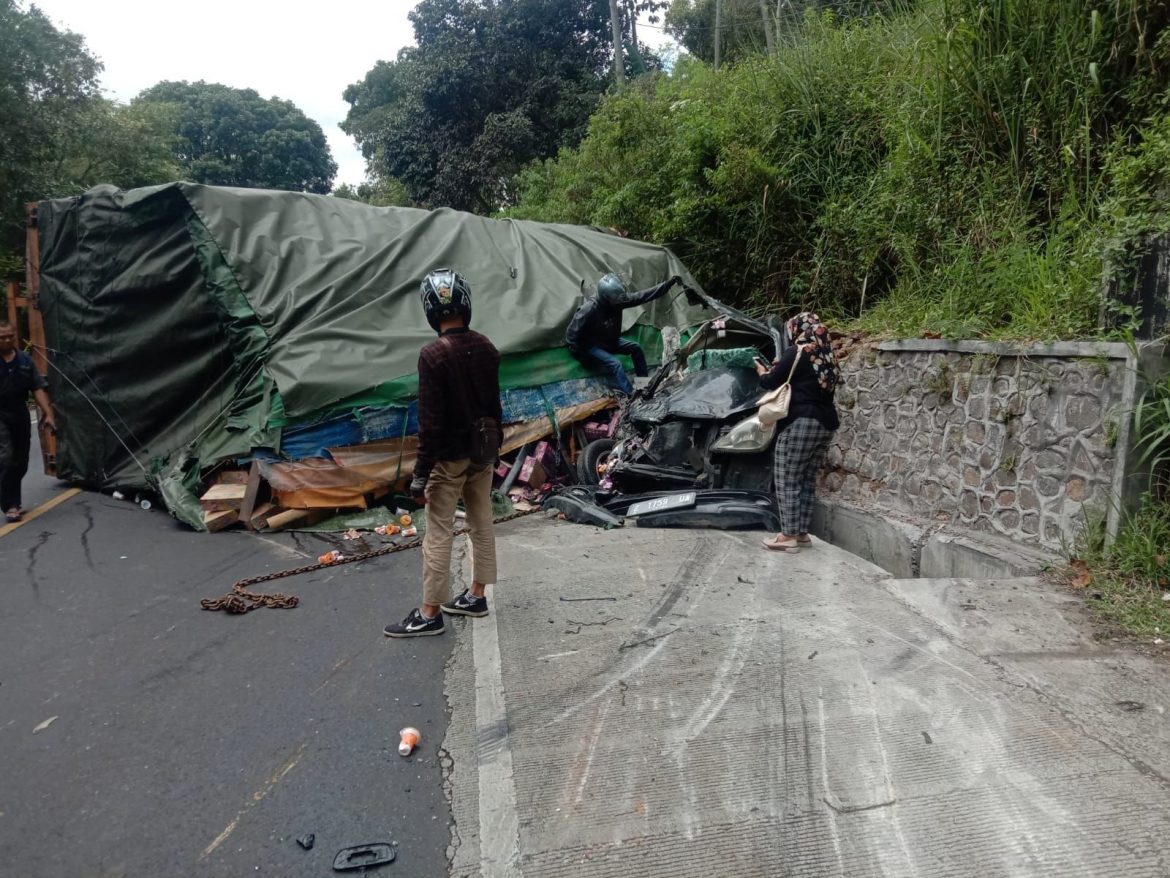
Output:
top-left (812, 497), bottom-right (1054, 580)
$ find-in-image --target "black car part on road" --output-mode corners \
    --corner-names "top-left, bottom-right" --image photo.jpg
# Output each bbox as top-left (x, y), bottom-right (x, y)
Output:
top-left (601, 489), bottom-right (780, 531)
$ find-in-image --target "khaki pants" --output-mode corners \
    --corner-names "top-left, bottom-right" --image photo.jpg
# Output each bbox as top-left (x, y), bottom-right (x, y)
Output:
top-left (422, 459), bottom-right (497, 606)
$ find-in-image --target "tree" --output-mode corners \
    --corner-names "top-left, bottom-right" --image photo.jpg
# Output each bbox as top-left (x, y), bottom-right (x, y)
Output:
top-left (0, 0), bottom-right (102, 274)
top-left (666, 0), bottom-right (896, 64)
top-left (342, 0), bottom-right (666, 214)
top-left (332, 178), bottom-right (409, 207)
top-left (57, 99), bottom-right (183, 192)
top-left (665, 0), bottom-right (772, 64)
top-left (134, 80), bottom-right (337, 193)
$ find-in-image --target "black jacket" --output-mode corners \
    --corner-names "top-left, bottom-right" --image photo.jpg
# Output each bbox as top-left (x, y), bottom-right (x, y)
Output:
top-left (565, 278), bottom-right (677, 354)
top-left (759, 346), bottom-right (839, 432)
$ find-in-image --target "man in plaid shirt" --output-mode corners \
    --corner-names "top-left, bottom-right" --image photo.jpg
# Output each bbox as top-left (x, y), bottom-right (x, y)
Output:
top-left (385, 269), bottom-right (503, 638)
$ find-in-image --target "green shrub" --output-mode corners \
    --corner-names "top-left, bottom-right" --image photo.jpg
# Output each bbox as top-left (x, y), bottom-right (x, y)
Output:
top-left (508, 1), bottom-right (1170, 341)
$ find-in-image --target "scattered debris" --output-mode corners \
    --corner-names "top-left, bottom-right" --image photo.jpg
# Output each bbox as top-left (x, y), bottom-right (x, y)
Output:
top-left (822, 793), bottom-right (897, 814)
top-left (333, 843), bottom-right (397, 872)
top-left (1116, 700), bottom-right (1145, 712)
top-left (341, 528), bottom-right (363, 540)
top-left (1069, 558), bottom-right (1092, 589)
top-left (32, 716), bottom-right (58, 734)
top-left (808, 650), bottom-right (818, 660)
top-left (959, 602), bottom-right (978, 610)
top-left (559, 595), bottom-right (618, 602)
top-left (202, 508), bottom-right (239, 533)
top-left (544, 488), bottom-right (624, 528)
top-left (565, 617), bottom-right (621, 634)
top-left (200, 482), bottom-right (247, 513)
top-left (399, 727), bottom-right (421, 756)
top-left (922, 731), bottom-right (934, 744)
top-left (619, 627), bottom-right (679, 651)
top-left (737, 575), bottom-right (754, 584)
top-left (296, 834), bottom-right (315, 851)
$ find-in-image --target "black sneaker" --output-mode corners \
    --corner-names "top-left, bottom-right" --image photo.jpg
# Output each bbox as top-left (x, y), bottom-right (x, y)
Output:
top-left (383, 608), bottom-right (445, 638)
top-left (440, 589), bottom-right (489, 617)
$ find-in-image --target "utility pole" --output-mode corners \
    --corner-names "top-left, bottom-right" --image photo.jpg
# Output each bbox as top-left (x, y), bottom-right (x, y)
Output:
top-left (758, 0), bottom-right (776, 55)
top-left (713, 0), bottom-right (722, 70)
top-left (609, 0), bottom-right (625, 87)
top-left (774, 0), bottom-right (790, 48)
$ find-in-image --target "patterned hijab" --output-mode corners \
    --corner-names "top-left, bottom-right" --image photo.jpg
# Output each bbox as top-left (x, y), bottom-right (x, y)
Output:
top-left (787, 311), bottom-right (839, 392)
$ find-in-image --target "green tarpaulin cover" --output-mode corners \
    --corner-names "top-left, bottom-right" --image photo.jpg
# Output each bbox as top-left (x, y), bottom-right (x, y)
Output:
top-left (36, 183), bottom-right (708, 527)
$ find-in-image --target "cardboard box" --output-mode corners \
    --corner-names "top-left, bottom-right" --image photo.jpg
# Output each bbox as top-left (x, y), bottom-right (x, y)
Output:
top-left (517, 456), bottom-right (547, 488)
top-left (532, 440), bottom-right (556, 471)
top-left (582, 410), bottom-right (619, 442)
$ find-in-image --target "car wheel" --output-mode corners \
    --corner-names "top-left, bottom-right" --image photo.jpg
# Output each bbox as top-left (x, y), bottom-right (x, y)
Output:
top-left (577, 438), bottom-right (615, 486)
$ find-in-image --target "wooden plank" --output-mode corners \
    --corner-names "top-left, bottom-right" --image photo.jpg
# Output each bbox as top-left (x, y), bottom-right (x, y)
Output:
top-left (247, 501), bottom-right (277, 531)
top-left (5, 280), bottom-right (17, 330)
top-left (236, 461), bottom-right (264, 526)
top-left (24, 204), bottom-right (47, 378)
top-left (214, 470), bottom-right (251, 485)
top-left (199, 483), bottom-right (247, 512)
top-left (202, 509), bottom-right (239, 533)
top-left (24, 206), bottom-right (55, 477)
top-left (263, 508), bottom-right (313, 529)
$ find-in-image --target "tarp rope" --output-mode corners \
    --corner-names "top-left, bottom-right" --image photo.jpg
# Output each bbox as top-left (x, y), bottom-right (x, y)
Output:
top-left (37, 349), bottom-right (150, 478)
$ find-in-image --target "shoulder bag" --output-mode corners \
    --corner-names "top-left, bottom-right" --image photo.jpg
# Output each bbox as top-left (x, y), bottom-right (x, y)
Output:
top-left (757, 348), bottom-right (802, 428)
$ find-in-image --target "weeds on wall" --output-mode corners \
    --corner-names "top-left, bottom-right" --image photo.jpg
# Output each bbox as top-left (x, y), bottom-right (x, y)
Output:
top-left (1077, 369), bottom-right (1170, 638)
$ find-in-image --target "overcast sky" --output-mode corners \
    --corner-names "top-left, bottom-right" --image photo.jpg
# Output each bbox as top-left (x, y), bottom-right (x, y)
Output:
top-left (30, 0), bottom-right (418, 187)
top-left (30, 0), bottom-right (676, 190)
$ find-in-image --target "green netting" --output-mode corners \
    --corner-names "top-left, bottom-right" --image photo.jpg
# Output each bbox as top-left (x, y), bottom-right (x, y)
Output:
top-left (686, 346), bottom-right (761, 372)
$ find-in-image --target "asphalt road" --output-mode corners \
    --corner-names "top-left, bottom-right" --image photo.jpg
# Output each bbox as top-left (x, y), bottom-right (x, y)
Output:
top-left (0, 470), bottom-right (453, 877)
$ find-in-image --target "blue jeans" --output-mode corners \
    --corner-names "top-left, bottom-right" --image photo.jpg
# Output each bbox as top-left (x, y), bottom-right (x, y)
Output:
top-left (582, 341), bottom-right (647, 395)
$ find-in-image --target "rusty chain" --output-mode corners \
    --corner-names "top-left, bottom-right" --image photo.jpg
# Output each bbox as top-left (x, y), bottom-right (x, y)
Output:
top-left (200, 507), bottom-right (540, 614)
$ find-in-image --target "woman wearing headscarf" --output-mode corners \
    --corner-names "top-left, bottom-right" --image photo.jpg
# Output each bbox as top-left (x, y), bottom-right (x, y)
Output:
top-left (755, 312), bottom-right (840, 552)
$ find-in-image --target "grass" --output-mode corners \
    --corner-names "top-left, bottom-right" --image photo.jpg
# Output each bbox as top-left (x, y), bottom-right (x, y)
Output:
top-left (1076, 501), bottom-right (1170, 640)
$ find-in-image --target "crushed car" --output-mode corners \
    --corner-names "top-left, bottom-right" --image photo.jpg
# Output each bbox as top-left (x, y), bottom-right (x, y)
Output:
top-left (566, 288), bottom-right (789, 531)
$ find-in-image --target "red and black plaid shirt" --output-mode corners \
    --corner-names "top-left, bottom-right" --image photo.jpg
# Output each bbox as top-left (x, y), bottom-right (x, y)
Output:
top-left (416, 327), bottom-right (502, 478)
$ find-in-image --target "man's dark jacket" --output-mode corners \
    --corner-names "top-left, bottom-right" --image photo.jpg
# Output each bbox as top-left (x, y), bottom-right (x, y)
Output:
top-left (564, 278), bottom-right (677, 355)
top-left (415, 327), bottom-right (502, 480)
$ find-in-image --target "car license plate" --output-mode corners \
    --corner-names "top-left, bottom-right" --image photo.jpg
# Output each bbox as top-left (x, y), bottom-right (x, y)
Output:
top-left (626, 492), bottom-right (697, 518)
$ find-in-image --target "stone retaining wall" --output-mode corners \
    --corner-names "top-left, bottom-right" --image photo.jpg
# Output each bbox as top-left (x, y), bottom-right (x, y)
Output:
top-left (820, 340), bottom-right (1141, 551)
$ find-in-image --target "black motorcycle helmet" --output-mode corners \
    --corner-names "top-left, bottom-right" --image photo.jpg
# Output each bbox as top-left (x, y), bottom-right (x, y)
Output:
top-left (596, 273), bottom-right (627, 304)
top-left (420, 268), bottom-right (472, 333)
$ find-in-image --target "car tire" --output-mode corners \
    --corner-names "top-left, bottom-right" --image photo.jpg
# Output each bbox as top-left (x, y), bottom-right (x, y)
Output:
top-left (577, 438), bottom-right (615, 486)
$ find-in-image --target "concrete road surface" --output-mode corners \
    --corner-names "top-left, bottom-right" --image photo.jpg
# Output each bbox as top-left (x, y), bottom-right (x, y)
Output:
top-left (443, 517), bottom-right (1170, 877)
top-left (4, 475), bottom-right (1170, 877)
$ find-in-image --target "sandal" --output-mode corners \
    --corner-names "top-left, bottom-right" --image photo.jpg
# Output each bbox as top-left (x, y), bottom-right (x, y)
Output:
top-left (762, 535), bottom-right (800, 553)
top-left (5, 508), bottom-right (22, 523)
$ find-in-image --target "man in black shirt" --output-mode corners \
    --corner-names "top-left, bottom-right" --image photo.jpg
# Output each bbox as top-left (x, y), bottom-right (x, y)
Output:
top-left (0, 322), bottom-right (55, 521)
top-left (384, 270), bottom-right (502, 638)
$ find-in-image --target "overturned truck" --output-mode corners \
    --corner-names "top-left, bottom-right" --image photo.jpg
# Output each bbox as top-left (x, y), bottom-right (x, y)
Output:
top-left (34, 183), bottom-right (709, 529)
